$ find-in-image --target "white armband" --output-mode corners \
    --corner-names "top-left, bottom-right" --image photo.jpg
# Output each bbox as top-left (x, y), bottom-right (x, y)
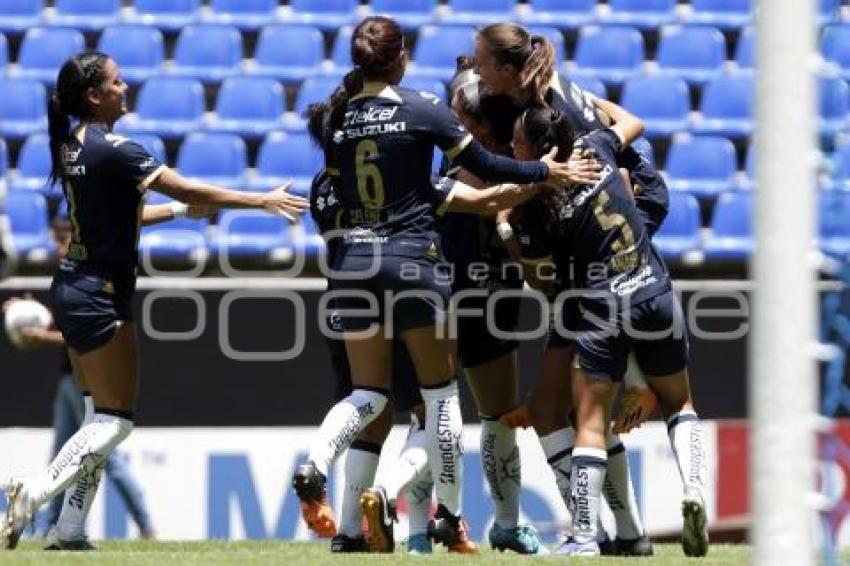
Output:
top-left (169, 201), bottom-right (189, 219)
top-left (496, 221), bottom-right (515, 242)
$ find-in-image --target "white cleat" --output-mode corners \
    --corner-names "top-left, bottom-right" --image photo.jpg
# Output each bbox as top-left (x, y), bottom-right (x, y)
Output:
top-left (681, 493), bottom-right (709, 557)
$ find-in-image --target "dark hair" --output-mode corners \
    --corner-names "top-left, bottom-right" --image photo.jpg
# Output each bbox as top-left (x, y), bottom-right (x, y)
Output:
top-left (478, 23), bottom-right (556, 105)
top-left (326, 16), bottom-right (405, 148)
top-left (517, 106), bottom-right (574, 162)
top-left (48, 52), bottom-right (110, 185)
top-left (450, 56), bottom-right (519, 148)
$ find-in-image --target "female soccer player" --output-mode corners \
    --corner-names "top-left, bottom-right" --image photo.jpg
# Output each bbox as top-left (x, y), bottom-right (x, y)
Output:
top-left (512, 105), bottom-right (708, 557)
top-left (0, 52), bottom-right (308, 551)
top-left (290, 15), bottom-right (596, 554)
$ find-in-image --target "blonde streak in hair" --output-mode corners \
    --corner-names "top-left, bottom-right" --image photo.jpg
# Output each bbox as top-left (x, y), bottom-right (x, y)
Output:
top-left (521, 39), bottom-right (556, 104)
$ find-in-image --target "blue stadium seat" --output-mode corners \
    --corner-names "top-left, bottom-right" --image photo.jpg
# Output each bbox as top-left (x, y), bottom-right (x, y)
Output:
top-left (657, 26), bottom-right (726, 85)
top-left (285, 76), bottom-right (342, 131)
top-left (519, 0), bottom-right (597, 29)
top-left (8, 134), bottom-right (57, 195)
top-left (293, 214), bottom-right (327, 258)
top-left (248, 25), bottom-right (323, 85)
top-left (128, 0), bottom-right (200, 31)
top-left (442, 0), bottom-right (517, 26)
top-left (691, 72), bottom-right (754, 139)
top-left (207, 77), bottom-right (286, 138)
top-left (704, 192), bottom-right (753, 262)
top-left (5, 191), bottom-right (55, 263)
top-left (526, 26), bottom-right (566, 66)
top-left (621, 75), bottom-right (691, 139)
top-left (630, 137), bottom-right (655, 167)
top-left (400, 76), bottom-right (449, 103)
top-left (97, 25), bottom-right (164, 85)
top-left (410, 26), bottom-right (477, 82)
top-left (139, 191), bottom-right (209, 267)
top-left (820, 191), bottom-right (850, 257)
top-left (50, 0), bottom-right (120, 31)
top-left (820, 75), bottom-right (849, 142)
top-left (0, 33), bottom-right (7, 67)
top-left (213, 209), bottom-right (296, 263)
top-left (821, 0), bottom-right (842, 25)
top-left (665, 135), bottom-right (737, 199)
top-left (205, 0), bottom-right (277, 30)
top-left (569, 75), bottom-right (608, 99)
top-left (118, 77), bottom-right (205, 139)
top-left (823, 25), bottom-right (850, 81)
top-left (570, 26), bottom-right (644, 86)
top-left (685, 0), bottom-right (752, 30)
top-left (0, 78), bottom-right (47, 139)
top-left (129, 134), bottom-right (167, 164)
top-left (170, 24), bottom-right (243, 83)
top-left (282, 0), bottom-right (359, 32)
top-left (369, 0), bottom-right (436, 31)
top-left (652, 192), bottom-right (702, 262)
top-left (735, 26), bottom-right (754, 69)
top-left (176, 133), bottom-right (247, 189)
top-left (14, 27), bottom-right (85, 84)
top-left (0, 0), bottom-right (43, 35)
top-left (0, 138), bottom-right (7, 180)
top-left (323, 25), bottom-right (354, 78)
top-left (249, 132), bottom-right (323, 194)
top-left (603, 0), bottom-right (677, 30)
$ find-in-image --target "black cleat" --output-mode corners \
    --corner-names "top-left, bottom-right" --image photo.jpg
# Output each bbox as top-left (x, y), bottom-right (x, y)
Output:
top-left (427, 504), bottom-right (478, 554)
top-left (359, 487), bottom-right (396, 553)
top-left (600, 534), bottom-right (654, 556)
top-left (330, 534), bottom-right (368, 553)
top-left (292, 461), bottom-right (336, 538)
top-left (682, 498), bottom-right (709, 557)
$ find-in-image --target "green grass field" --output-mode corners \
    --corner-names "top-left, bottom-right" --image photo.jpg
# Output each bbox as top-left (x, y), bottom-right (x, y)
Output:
top-left (0, 541), bottom-right (754, 565)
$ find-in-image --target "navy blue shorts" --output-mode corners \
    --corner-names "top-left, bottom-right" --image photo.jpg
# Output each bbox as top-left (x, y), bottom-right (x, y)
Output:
top-left (546, 295), bottom-right (582, 351)
top-left (573, 290), bottom-right (689, 382)
top-left (332, 252), bottom-right (452, 333)
top-left (49, 261), bottom-right (136, 355)
top-left (454, 282), bottom-right (521, 368)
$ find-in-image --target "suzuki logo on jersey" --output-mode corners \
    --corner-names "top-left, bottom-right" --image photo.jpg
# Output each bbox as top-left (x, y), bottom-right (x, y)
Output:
top-left (344, 106), bottom-right (399, 126)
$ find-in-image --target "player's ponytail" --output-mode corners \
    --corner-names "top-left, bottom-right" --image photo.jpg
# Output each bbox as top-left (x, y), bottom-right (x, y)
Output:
top-left (521, 36), bottom-right (556, 105)
top-left (47, 92), bottom-right (72, 186)
top-left (478, 24), bottom-right (557, 105)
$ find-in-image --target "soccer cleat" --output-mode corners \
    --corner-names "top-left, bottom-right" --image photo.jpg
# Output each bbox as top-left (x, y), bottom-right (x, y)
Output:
top-left (682, 496), bottom-right (709, 557)
top-left (359, 487), bottom-right (395, 553)
top-left (44, 527), bottom-right (97, 551)
top-left (406, 533), bottom-right (432, 555)
top-left (292, 462), bottom-right (337, 538)
top-left (427, 505), bottom-right (478, 554)
top-left (551, 537), bottom-right (601, 556)
top-left (599, 534), bottom-right (654, 556)
top-left (489, 523), bottom-right (548, 555)
top-left (330, 533), bottom-right (368, 553)
top-left (1, 481), bottom-right (33, 550)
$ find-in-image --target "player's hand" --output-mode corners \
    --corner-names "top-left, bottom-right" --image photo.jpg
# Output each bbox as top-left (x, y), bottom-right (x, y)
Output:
top-left (2, 292), bottom-right (35, 313)
top-left (262, 183), bottom-right (309, 221)
top-left (187, 205), bottom-right (217, 219)
top-left (613, 387), bottom-right (659, 434)
top-left (540, 147), bottom-right (602, 187)
top-left (499, 404), bottom-right (532, 429)
top-left (15, 326), bottom-right (51, 349)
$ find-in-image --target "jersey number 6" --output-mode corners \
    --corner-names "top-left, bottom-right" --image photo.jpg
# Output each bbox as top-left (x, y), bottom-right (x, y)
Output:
top-left (355, 139), bottom-right (385, 208)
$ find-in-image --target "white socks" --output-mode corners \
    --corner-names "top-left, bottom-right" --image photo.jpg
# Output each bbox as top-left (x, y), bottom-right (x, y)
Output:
top-left (420, 380), bottom-right (463, 517)
top-left (667, 410), bottom-right (707, 502)
top-left (603, 435), bottom-right (644, 540)
top-left (481, 417), bottom-right (520, 528)
top-left (569, 447), bottom-right (607, 545)
top-left (407, 471), bottom-right (434, 537)
top-left (382, 417), bottom-right (429, 502)
top-left (539, 427), bottom-right (575, 505)
top-left (308, 388), bottom-right (388, 477)
top-left (338, 441), bottom-right (381, 538)
top-left (24, 411), bottom-right (133, 513)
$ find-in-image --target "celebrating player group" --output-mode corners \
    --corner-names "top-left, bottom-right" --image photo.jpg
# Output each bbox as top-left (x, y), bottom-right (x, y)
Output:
top-left (1, 14), bottom-right (708, 560)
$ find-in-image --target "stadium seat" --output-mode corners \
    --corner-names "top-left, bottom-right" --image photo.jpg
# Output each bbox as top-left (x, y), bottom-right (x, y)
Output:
top-left (4, 191), bottom-right (55, 264)
top-left (822, 25), bottom-right (850, 81)
top-left (8, 134), bottom-right (57, 195)
top-left (691, 72), bottom-right (754, 139)
top-left (248, 25), bottom-right (323, 85)
top-left (0, 33), bottom-right (7, 67)
top-left (248, 132), bottom-right (323, 194)
top-left (139, 192), bottom-right (209, 268)
top-left (684, 0), bottom-right (752, 30)
top-left (410, 26), bottom-right (478, 82)
top-left (519, 0), bottom-right (597, 29)
top-left (704, 191), bottom-right (753, 262)
top-left (323, 25), bottom-right (354, 78)
top-left (652, 192), bottom-right (702, 263)
top-left (285, 76), bottom-right (342, 131)
top-left (442, 0), bottom-right (518, 26)
top-left (176, 133), bottom-right (247, 189)
top-left (734, 26), bottom-right (754, 69)
top-left (14, 27), bottom-right (85, 84)
top-left (293, 214), bottom-right (327, 258)
top-left (213, 209), bottom-right (296, 264)
top-left (820, 75), bottom-right (850, 142)
top-left (621, 75), bottom-right (691, 139)
top-left (282, 0), bottom-right (359, 32)
top-left (820, 191), bottom-right (850, 257)
top-left (664, 135), bottom-right (737, 199)
top-left (0, 0), bottom-right (43, 35)
top-left (205, 0), bottom-right (277, 30)
top-left (656, 25), bottom-right (726, 85)
top-left (570, 26), bottom-right (645, 86)
top-left (368, 0), bottom-right (436, 31)
top-left (118, 77), bottom-right (205, 139)
top-left (400, 76), bottom-right (449, 103)
top-left (97, 25), bottom-right (164, 85)
top-left (820, 0), bottom-right (842, 25)
top-left (526, 26), bottom-right (566, 66)
top-left (170, 24), bottom-right (243, 83)
top-left (602, 0), bottom-right (677, 30)
top-left (569, 75), bottom-right (608, 99)
top-left (50, 0), bottom-right (120, 31)
top-left (0, 78), bottom-right (47, 139)
top-left (207, 77), bottom-right (286, 138)
top-left (129, 134), bottom-right (167, 164)
top-left (127, 0), bottom-right (200, 31)
top-left (0, 138), bottom-right (7, 180)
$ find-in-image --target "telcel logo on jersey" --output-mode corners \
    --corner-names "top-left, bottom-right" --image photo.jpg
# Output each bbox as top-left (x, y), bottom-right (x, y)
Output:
top-left (343, 106), bottom-right (399, 126)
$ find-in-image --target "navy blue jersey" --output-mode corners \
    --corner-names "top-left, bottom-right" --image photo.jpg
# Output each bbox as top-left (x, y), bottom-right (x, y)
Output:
top-left (332, 83), bottom-right (470, 253)
top-left (309, 169), bottom-right (347, 266)
top-left (60, 123), bottom-right (164, 271)
top-left (518, 129), bottom-right (670, 305)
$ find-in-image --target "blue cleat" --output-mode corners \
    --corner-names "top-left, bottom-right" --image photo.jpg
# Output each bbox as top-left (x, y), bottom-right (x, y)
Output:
top-left (407, 533), bottom-right (432, 555)
top-left (551, 537), bottom-right (601, 557)
top-left (489, 523), bottom-right (548, 555)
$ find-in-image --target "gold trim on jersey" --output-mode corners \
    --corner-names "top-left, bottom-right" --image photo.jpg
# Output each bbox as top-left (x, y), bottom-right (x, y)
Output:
top-left (73, 124), bottom-right (87, 144)
top-left (435, 184), bottom-right (456, 216)
top-left (351, 81), bottom-right (403, 103)
top-left (137, 164), bottom-right (166, 193)
top-left (326, 167), bottom-right (340, 177)
top-left (444, 134), bottom-right (473, 161)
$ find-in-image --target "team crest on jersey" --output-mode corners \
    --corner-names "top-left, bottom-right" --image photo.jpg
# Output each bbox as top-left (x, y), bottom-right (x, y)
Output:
top-left (426, 242), bottom-right (439, 258)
